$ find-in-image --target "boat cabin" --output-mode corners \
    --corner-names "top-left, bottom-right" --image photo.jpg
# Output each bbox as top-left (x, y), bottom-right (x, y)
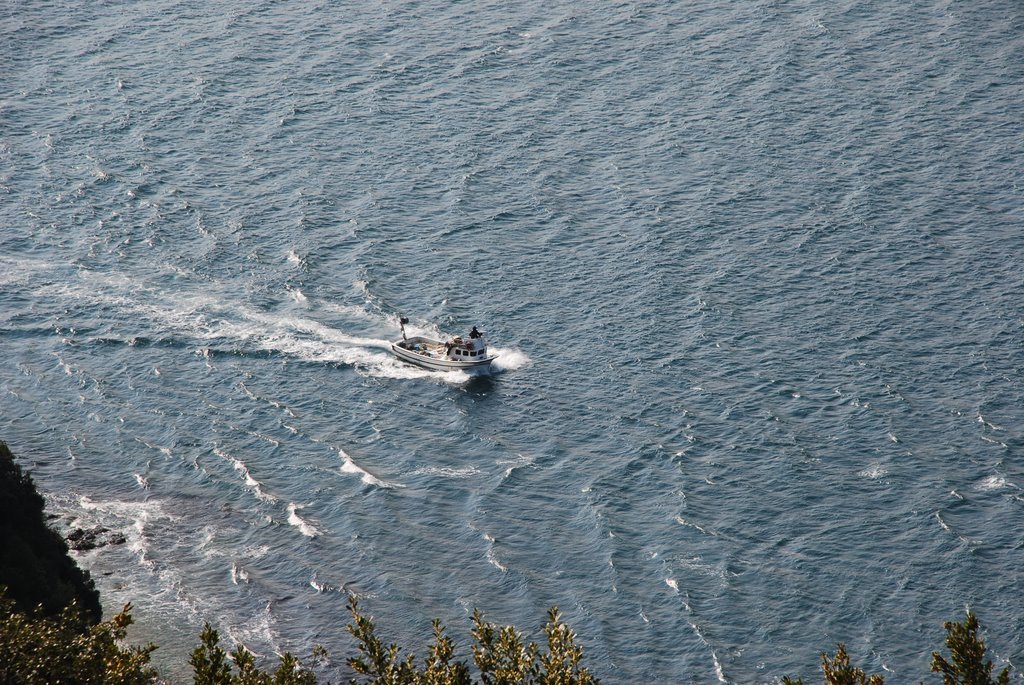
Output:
top-left (445, 334), bottom-right (488, 360)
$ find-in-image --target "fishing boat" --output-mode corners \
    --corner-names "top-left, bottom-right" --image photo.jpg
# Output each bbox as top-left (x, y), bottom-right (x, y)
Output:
top-left (390, 317), bottom-right (498, 372)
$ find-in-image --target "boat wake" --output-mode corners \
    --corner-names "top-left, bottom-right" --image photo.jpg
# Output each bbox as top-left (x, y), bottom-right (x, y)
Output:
top-left (28, 262), bottom-right (480, 380)
top-left (12, 256), bottom-right (529, 389)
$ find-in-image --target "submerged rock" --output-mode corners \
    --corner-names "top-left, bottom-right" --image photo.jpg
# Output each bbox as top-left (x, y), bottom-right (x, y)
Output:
top-left (66, 526), bottom-right (127, 551)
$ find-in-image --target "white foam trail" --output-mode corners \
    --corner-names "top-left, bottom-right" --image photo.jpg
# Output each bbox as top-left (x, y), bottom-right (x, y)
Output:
top-left (934, 511), bottom-right (973, 545)
top-left (223, 602), bottom-right (278, 659)
top-left (76, 495), bottom-right (176, 565)
top-left (858, 463), bottom-right (887, 479)
top-left (310, 573), bottom-right (333, 593)
top-left (977, 414), bottom-right (1002, 430)
top-left (483, 533), bottom-right (507, 572)
top-left (0, 254), bottom-right (59, 288)
top-left (54, 353), bottom-right (74, 375)
top-left (251, 311), bottom-right (392, 350)
top-left (239, 311), bottom-right (445, 381)
top-left (38, 266), bottom-right (499, 381)
top-left (711, 649), bottom-right (726, 682)
top-left (488, 346), bottom-right (530, 372)
top-left (410, 465), bottom-right (480, 478)
top-left (674, 516), bottom-right (714, 536)
top-left (498, 453), bottom-right (535, 479)
top-left (286, 249), bottom-right (305, 267)
top-left (319, 300), bottom-right (378, 319)
top-left (214, 446), bottom-right (275, 502)
top-left (286, 503), bottom-right (320, 538)
top-left (667, 579), bottom-right (726, 683)
top-left (978, 475), bottom-right (1006, 490)
top-left (239, 382), bottom-right (259, 401)
top-left (230, 562), bottom-right (250, 585)
top-left (339, 449), bottom-right (399, 488)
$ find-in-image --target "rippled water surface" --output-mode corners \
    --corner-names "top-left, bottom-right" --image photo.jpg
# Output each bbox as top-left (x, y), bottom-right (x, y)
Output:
top-left (3, 1), bottom-right (1023, 682)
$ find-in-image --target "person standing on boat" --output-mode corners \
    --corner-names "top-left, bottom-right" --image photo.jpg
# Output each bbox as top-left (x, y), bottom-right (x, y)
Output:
top-left (469, 326), bottom-right (482, 339)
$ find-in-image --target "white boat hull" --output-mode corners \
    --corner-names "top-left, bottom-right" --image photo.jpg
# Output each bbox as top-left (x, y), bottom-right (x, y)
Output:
top-left (391, 336), bottom-right (497, 372)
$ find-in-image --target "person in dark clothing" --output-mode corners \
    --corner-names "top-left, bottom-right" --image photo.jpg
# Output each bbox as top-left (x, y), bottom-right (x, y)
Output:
top-left (469, 326), bottom-right (482, 339)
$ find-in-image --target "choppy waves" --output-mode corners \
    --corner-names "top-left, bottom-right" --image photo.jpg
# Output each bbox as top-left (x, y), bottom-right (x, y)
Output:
top-left (3, 0), bottom-right (1023, 683)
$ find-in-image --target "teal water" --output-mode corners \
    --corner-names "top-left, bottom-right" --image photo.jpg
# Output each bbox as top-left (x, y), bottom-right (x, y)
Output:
top-left (2, 1), bottom-right (1023, 681)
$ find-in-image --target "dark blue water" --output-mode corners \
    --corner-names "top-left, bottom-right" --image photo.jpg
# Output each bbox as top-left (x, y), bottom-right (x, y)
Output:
top-left (3, 1), bottom-right (1023, 682)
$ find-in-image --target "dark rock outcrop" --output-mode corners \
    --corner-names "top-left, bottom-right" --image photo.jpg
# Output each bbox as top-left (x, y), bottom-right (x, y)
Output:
top-left (66, 525), bottom-right (127, 551)
top-left (0, 441), bottom-right (102, 622)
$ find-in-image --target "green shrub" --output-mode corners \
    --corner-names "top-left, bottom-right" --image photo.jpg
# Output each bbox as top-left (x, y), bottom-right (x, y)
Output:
top-left (0, 591), bottom-right (157, 685)
top-left (930, 611), bottom-right (1010, 685)
top-left (346, 596), bottom-right (598, 685)
top-left (189, 621), bottom-right (318, 685)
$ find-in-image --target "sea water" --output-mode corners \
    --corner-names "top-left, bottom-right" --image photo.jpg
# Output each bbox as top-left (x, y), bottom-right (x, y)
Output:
top-left (2, 1), bottom-right (1022, 682)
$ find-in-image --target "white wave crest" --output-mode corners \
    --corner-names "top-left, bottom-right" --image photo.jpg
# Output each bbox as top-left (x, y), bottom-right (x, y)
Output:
top-left (483, 533), bottom-right (507, 572)
top-left (286, 503), bottom-right (321, 538)
top-left (340, 449), bottom-right (399, 488)
top-left (214, 446), bottom-right (275, 502)
top-left (674, 515), bottom-right (714, 536)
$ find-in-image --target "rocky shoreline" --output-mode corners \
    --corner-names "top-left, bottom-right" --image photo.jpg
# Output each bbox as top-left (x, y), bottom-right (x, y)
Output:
top-left (65, 525), bottom-right (128, 552)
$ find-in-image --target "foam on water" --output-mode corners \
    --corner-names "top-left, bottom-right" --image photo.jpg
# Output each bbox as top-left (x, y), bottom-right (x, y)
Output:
top-left (497, 453), bottom-right (536, 480)
top-left (286, 249), bottom-right (305, 268)
top-left (286, 503), bottom-right (321, 538)
top-left (858, 463), bottom-right (888, 480)
top-left (41, 265), bottom-right (447, 378)
top-left (214, 446), bottom-right (275, 502)
top-left (75, 494), bottom-right (176, 564)
top-left (488, 346), bottom-right (531, 373)
top-left (31, 259), bottom-right (521, 384)
top-left (229, 563), bottom-right (243, 585)
top-left (483, 533), bottom-right (507, 572)
top-left (339, 448), bottom-right (398, 489)
top-left (977, 475), bottom-right (1007, 491)
top-left (410, 464), bottom-right (481, 479)
top-left (674, 515), bottom-right (715, 537)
